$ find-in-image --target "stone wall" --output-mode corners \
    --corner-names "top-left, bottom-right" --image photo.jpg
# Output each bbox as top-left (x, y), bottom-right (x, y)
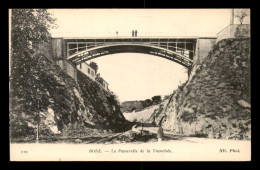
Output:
top-left (55, 60), bottom-right (77, 81)
top-left (51, 38), bottom-right (79, 81)
top-left (196, 38), bottom-right (216, 65)
top-left (190, 38), bottom-right (216, 77)
top-left (216, 24), bottom-right (250, 43)
top-left (51, 38), bottom-right (64, 60)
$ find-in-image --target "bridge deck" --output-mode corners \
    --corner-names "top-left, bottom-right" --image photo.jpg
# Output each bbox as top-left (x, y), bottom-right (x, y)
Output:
top-left (55, 36), bottom-right (201, 39)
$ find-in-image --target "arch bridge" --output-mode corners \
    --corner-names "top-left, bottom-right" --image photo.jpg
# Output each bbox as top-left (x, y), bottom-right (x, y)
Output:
top-left (51, 36), bottom-right (216, 80)
top-left (64, 37), bottom-right (197, 69)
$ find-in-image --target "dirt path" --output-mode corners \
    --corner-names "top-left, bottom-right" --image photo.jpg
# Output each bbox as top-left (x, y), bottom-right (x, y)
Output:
top-left (86, 133), bottom-right (122, 144)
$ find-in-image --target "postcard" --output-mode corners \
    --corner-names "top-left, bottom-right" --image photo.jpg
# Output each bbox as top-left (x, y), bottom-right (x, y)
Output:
top-left (9, 8), bottom-right (251, 161)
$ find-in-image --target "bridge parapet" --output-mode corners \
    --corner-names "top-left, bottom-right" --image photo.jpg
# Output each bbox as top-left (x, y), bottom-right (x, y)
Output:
top-left (216, 24), bottom-right (250, 43)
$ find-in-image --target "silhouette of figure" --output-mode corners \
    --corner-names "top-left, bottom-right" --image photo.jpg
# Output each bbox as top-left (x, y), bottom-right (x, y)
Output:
top-left (157, 124), bottom-right (164, 143)
top-left (116, 31), bottom-right (118, 36)
top-left (135, 30), bottom-right (137, 37)
top-left (132, 30), bottom-right (134, 37)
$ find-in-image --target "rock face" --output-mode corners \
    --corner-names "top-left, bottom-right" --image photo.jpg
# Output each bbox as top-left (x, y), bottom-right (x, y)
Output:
top-left (10, 51), bottom-right (126, 141)
top-left (151, 38), bottom-right (251, 140)
top-left (77, 70), bottom-right (126, 131)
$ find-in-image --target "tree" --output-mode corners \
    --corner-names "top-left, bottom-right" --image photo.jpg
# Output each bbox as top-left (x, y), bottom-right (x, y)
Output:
top-left (11, 9), bottom-right (57, 98)
top-left (10, 9), bottom-right (57, 95)
top-left (143, 99), bottom-right (152, 107)
top-left (151, 95), bottom-right (162, 104)
top-left (11, 9), bottom-right (57, 55)
top-left (10, 9), bottom-right (57, 138)
top-left (11, 9), bottom-right (57, 96)
top-left (235, 9), bottom-right (249, 24)
top-left (112, 94), bottom-right (120, 105)
top-left (89, 61), bottom-right (98, 73)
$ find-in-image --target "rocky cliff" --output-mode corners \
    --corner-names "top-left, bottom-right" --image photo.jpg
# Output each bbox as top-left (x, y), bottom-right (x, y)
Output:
top-left (150, 38), bottom-right (251, 140)
top-left (77, 70), bottom-right (126, 131)
top-left (10, 51), bottom-right (126, 141)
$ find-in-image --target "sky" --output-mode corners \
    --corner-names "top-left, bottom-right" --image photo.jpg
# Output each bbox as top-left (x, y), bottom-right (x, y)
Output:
top-left (47, 9), bottom-right (250, 102)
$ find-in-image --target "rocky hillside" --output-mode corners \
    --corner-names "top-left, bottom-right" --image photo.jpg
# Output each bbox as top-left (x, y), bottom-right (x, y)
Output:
top-left (151, 38), bottom-right (251, 140)
top-left (10, 51), bottom-right (126, 141)
top-left (77, 70), bottom-right (126, 131)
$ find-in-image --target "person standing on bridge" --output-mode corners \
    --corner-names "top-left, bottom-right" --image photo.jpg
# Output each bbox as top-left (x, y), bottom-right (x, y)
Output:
top-left (157, 124), bottom-right (164, 143)
top-left (132, 30), bottom-right (134, 37)
top-left (135, 30), bottom-right (137, 37)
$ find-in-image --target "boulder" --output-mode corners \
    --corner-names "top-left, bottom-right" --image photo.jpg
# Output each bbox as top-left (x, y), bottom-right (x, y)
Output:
top-left (75, 139), bottom-right (82, 143)
top-left (237, 100), bottom-right (251, 108)
top-left (219, 105), bottom-right (232, 113)
top-left (206, 111), bottom-right (215, 116)
top-left (183, 107), bottom-right (195, 114)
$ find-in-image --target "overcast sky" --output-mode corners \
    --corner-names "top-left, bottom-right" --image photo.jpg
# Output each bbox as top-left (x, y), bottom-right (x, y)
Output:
top-left (48, 9), bottom-right (250, 102)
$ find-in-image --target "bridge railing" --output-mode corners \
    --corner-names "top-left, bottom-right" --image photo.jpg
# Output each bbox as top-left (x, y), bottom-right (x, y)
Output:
top-left (67, 41), bottom-right (195, 60)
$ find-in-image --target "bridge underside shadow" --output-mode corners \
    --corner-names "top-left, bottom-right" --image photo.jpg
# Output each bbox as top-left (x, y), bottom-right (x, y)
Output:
top-left (68, 44), bottom-right (193, 69)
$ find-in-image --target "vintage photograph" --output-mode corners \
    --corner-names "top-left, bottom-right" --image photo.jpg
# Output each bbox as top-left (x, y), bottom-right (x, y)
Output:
top-left (9, 9), bottom-right (251, 161)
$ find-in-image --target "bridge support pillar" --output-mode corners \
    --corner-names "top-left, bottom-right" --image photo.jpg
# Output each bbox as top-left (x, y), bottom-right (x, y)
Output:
top-left (55, 60), bottom-right (77, 81)
top-left (189, 38), bottom-right (216, 79)
top-left (52, 38), bottom-right (78, 81)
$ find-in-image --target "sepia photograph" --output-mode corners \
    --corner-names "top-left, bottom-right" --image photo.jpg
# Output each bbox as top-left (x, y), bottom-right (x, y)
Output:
top-left (9, 8), bottom-right (251, 161)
